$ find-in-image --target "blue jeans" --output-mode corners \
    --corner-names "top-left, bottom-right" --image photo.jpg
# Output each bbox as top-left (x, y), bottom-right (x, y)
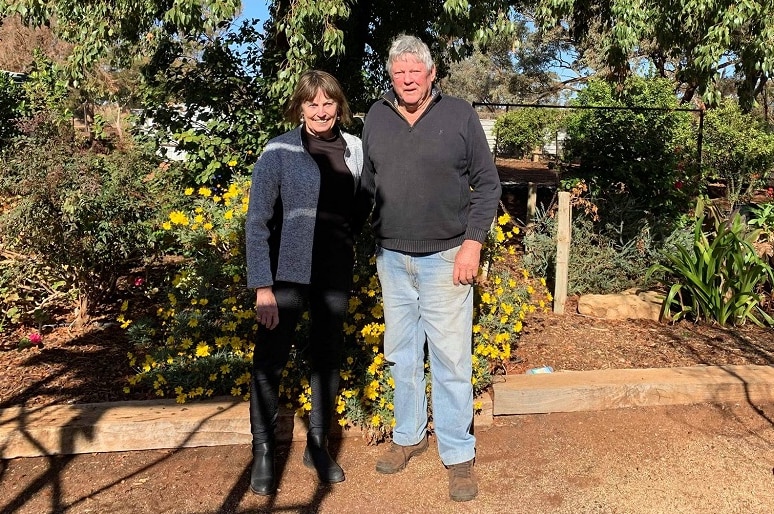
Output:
top-left (376, 245), bottom-right (476, 465)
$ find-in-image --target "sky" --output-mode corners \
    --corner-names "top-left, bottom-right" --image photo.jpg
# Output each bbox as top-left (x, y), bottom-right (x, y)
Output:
top-left (237, 1), bottom-right (270, 25)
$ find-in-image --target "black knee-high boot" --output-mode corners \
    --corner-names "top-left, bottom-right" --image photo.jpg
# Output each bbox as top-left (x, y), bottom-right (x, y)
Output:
top-left (248, 365), bottom-right (282, 495)
top-left (303, 433), bottom-right (345, 483)
top-left (302, 366), bottom-right (344, 483)
top-left (250, 441), bottom-right (276, 496)
top-left (250, 356), bottom-right (281, 496)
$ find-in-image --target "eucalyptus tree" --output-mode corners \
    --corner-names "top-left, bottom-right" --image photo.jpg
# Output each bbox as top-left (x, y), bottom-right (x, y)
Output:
top-left (534, 0), bottom-right (774, 109)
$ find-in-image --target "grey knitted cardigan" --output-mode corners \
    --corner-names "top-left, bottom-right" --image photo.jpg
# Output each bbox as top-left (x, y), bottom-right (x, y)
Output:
top-left (246, 125), bottom-right (363, 289)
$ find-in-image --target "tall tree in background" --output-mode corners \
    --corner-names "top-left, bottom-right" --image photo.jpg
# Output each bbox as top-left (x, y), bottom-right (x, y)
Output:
top-left (534, 0), bottom-right (774, 109)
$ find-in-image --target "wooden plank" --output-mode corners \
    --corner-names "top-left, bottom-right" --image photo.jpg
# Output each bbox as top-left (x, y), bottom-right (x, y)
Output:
top-left (0, 395), bottom-right (492, 458)
top-left (553, 191), bottom-right (571, 314)
top-left (492, 365), bottom-right (774, 415)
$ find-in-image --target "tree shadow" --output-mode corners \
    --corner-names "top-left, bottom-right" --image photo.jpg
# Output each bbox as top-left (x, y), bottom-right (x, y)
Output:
top-left (0, 322), bottom-right (142, 409)
top-left (662, 324), bottom-right (774, 427)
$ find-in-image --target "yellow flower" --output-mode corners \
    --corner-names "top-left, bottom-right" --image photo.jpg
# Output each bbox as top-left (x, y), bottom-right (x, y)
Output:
top-left (338, 418), bottom-right (348, 427)
top-left (169, 211), bottom-right (189, 225)
top-left (371, 414), bottom-right (381, 426)
top-left (498, 213), bottom-right (511, 225)
top-left (198, 187), bottom-right (212, 197)
top-left (184, 187), bottom-right (194, 196)
top-left (228, 159), bottom-right (237, 167)
top-left (195, 342), bottom-right (210, 357)
top-left (203, 222), bottom-right (213, 230)
top-left (162, 221), bottom-right (172, 230)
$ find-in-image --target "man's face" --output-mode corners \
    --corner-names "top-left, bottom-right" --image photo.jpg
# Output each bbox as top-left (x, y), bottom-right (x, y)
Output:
top-left (390, 55), bottom-right (436, 110)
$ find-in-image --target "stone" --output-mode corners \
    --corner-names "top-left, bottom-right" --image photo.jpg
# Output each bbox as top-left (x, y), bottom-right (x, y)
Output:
top-left (577, 289), bottom-right (664, 321)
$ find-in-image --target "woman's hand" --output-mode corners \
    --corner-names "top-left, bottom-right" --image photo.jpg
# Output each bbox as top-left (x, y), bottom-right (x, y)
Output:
top-left (255, 287), bottom-right (279, 329)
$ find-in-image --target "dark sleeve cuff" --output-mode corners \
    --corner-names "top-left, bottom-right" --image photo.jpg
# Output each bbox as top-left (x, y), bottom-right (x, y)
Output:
top-left (465, 226), bottom-right (490, 243)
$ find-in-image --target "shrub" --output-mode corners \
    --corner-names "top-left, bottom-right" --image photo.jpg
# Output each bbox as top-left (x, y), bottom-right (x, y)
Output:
top-left (0, 115), bottom-right (174, 326)
top-left (0, 72), bottom-right (26, 146)
top-left (122, 185), bottom-right (551, 442)
top-left (521, 183), bottom-right (663, 295)
top-left (703, 100), bottom-right (774, 208)
top-left (494, 107), bottom-right (561, 158)
top-left (562, 76), bottom-right (698, 233)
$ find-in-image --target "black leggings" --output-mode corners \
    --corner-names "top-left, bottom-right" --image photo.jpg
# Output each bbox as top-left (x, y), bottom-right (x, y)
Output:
top-left (249, 281), bottom-right (349, 444)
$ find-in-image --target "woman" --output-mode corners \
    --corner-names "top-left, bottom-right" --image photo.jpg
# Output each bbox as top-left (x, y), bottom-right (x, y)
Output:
top-left (245, 70), bottom-right (365, 496)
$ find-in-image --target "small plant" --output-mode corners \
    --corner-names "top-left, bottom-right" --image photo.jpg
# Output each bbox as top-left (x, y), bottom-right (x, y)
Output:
top-left (747, 202), bottom-right (774, 240)
top-left (646, 208), bottom-right (774, 326)
top-left (521, 185), bottom-right (660, 295)
top-left (17, 331), bottom-right (42, 350)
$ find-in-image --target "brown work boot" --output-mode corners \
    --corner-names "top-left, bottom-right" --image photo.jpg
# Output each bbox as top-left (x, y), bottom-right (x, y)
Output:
top-left (447, 458), bottom-right (477, 502)
top-left (375, 436), bottom-right (428, 474)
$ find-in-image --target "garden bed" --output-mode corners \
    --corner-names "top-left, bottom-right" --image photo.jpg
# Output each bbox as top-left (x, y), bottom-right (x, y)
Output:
top-left (3, 296), bottom-right (773, 409)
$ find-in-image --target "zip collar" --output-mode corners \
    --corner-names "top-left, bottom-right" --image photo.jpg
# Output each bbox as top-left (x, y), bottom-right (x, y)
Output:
top-left (381, 87), bottom-right (441, 124)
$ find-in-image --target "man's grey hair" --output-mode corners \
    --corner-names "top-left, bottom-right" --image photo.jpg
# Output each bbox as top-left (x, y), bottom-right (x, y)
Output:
top-left (386, 34), bottom-right (435, 74)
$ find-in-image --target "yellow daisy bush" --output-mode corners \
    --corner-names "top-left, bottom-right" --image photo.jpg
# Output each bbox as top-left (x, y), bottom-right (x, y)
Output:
top-left (121, 175), bottom-right (550, 443)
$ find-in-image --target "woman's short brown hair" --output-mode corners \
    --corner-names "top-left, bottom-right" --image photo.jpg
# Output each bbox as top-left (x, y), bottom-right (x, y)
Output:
top-left (284, 70), bottom-right (353, 126)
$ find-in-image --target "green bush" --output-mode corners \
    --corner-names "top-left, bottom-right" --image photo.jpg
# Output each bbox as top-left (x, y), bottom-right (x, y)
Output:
top-left (494, 107), bottom-right (560, 158)
top-left (703, 100), bottom-right (774, 208)
top-left (0, 115), bottom-right (176, 326)
top-left (563, 76), bottom-right (698, 233)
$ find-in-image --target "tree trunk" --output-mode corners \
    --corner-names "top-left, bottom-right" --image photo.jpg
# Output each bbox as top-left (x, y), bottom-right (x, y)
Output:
top-left (73, 292), bottom-right (90, 329)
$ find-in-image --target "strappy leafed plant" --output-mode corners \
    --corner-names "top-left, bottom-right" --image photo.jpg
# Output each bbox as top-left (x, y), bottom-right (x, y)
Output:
top-left (647, 206), bottom-right (774, 326)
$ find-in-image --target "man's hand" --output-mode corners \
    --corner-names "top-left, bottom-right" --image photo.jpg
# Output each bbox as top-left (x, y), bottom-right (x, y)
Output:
top-left (255, 286), bottom-right (279, 329)
top-left (453, 240), bottom-right (482, 285)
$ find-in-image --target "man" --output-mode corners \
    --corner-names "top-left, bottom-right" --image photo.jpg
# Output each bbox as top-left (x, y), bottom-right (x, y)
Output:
top-left (360, 34), bottom-right (501, 502)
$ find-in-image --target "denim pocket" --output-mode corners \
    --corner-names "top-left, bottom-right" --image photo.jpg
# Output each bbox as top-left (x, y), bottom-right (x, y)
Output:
top-left (437, 245), bottom-right (461, 263)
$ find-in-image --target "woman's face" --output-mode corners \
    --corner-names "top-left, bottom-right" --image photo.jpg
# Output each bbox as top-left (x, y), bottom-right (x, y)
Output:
top-left (301, 89), bottom-right (338, 139)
